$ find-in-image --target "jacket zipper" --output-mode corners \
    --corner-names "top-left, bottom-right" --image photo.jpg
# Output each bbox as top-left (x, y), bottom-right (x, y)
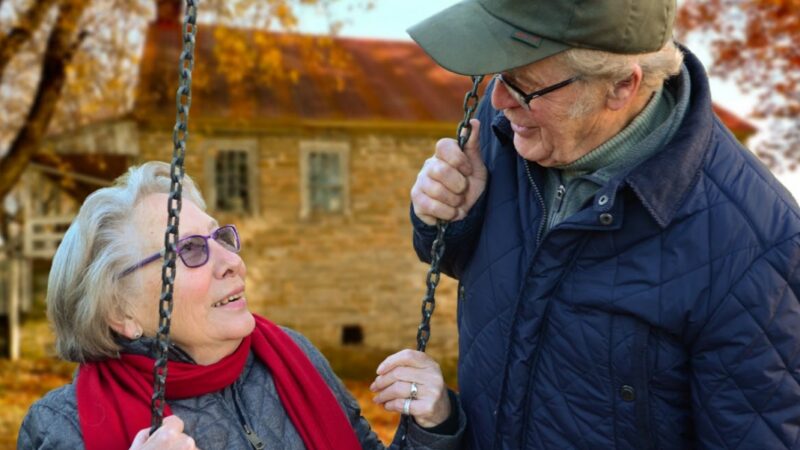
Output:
top-left (517, 161), bottom-right (589, 448)
top-left (524, 160), bottom-right (548, 246)
top-left (555, 184), bottom-right (566, 209)
top-left (508, 159), bottom-right (554, 449)
top-left (232, 387), bottom-right (266, 449)
top-left (548, 175), bottom-right (567, 231)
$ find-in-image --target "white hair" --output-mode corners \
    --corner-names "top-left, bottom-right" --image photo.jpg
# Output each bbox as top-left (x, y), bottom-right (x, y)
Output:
top-left (47, 161), bottom-right (205, 362)
top-left (555, 40), bottom-right (684, 117)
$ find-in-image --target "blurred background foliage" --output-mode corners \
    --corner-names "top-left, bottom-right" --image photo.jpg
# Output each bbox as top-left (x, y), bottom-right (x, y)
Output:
top-left (677, 0), bottom-right (800, 170)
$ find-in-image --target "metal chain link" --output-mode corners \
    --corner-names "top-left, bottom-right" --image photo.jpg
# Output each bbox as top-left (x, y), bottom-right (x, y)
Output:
top-left (415, 75), bottom-right (483, 353)
top-left (150, 0), bottom-right (198, 433)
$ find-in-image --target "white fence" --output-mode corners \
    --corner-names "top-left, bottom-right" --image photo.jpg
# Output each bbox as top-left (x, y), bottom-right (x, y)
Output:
top-left (24, 215), bottom-right (73, 259)
top-left (0, 255), bottom-right (32, 360)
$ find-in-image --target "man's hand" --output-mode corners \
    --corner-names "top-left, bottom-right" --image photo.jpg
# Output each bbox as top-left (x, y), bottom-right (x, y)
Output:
top-left (411, 119), bottom-right (487, 226)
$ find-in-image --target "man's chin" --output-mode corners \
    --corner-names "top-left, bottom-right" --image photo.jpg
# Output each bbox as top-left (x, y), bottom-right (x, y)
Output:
top-left (513, 137), bottom-right (549, 165)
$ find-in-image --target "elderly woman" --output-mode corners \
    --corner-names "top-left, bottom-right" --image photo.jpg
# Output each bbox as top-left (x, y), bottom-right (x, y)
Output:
top-left (18, 161), bottom-right (464, 450)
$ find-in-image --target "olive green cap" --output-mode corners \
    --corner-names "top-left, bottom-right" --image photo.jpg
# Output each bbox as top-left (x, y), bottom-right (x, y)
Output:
top-left (407, 0), bottom-right (676, 75)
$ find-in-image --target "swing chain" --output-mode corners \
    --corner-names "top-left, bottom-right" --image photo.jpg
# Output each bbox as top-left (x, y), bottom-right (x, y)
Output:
top-left (415, 74), bottom-right (483, 353)
top-left (457, 75), bottom-right (484, 150)
top-left (151, 0), bottom-right (198, 433)
top-left (399, 75), bottom-right (484, 448)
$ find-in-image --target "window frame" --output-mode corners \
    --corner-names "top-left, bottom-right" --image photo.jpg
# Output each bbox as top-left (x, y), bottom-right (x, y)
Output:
top-left (203, 138), bottom-right (259, 216)
top-left (299, 140), bottom-right (350, 219)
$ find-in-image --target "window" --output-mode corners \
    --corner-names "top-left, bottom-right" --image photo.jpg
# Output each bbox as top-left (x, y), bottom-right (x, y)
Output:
top-left (204, 140), bottom-right (258, 215)
top-left (309, 152), bottom-right (343, 212)
top-left (214, 150), bottom-right (250, 213)
top-left (300, 141), bottom-right (349, 218)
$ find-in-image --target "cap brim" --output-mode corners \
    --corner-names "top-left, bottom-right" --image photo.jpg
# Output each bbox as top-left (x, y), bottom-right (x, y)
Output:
top-left (407, 0), bottom-right (570, 76)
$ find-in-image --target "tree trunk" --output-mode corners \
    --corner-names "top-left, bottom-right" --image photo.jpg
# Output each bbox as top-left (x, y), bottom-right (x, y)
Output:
top-left (0, 0), bottom-right (59, 78)
top-left (0, 0), bottom-right (90, 199)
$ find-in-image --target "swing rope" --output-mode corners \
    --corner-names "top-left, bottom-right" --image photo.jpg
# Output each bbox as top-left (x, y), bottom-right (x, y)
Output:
top-left (150, 0), bottom-right (198, 433)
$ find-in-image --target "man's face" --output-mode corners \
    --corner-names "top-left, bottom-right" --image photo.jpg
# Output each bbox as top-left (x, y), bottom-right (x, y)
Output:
top-left (491, 57), bottom-right (606, 167)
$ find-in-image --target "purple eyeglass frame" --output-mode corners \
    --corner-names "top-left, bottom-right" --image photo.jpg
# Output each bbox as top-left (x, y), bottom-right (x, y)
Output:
top-left (118, 224), bottom-right (240, 279)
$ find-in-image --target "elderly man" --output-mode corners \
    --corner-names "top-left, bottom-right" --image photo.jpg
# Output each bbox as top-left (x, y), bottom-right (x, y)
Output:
top-left (408, 0), bottom-right (800, 448)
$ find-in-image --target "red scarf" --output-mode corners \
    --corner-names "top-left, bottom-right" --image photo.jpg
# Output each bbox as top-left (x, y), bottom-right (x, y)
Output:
top-left (76, 314), bottom-right (361, 450)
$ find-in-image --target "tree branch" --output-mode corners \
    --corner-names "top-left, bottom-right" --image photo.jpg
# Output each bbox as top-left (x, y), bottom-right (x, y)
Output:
top-left (0, 0), bottom-right (91, 198)
top-left (0, 0), bottom-right (59, 79)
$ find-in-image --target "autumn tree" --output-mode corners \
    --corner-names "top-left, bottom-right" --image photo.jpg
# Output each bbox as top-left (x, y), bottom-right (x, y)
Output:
top-left (0, 0), bottom-right (358, 201)
top-left (677, 0), bottom-right (800, 170)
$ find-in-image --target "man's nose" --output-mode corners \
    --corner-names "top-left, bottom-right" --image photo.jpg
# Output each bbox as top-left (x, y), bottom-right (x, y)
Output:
top-left (491, 78), bottom-right (520, 110)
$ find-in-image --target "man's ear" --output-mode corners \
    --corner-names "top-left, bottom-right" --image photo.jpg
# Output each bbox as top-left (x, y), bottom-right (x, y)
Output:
top-left (606, 64), bottom-right (644, 111)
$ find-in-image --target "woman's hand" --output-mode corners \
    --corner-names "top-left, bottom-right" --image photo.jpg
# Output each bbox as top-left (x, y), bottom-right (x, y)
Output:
top-left (370, 349), bottom-right (451, 428)
top-left (130, 415), bottom-right (199, 450)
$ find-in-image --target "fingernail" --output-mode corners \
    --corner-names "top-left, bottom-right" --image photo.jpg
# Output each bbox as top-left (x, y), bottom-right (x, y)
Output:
top-left (376, 364), bottom-right (384, 374)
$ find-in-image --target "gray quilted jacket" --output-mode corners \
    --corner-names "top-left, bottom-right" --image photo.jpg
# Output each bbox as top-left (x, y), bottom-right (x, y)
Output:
top-left (17, 328), bottom-right (464, 449)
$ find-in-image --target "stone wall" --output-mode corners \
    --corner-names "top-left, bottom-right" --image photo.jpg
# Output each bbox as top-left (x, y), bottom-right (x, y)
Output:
top-left (139, 125), bottom-right (460, 378)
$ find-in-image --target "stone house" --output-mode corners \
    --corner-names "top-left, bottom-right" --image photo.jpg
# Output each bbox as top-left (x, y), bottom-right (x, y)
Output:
top-left (4, 1), bottom-right (757, 374)
top-left (9, 1), bottom-right (479, 373)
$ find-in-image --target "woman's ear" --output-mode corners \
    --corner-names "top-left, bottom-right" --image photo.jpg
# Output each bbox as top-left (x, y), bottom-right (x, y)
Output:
top-left (606, 64), bottom-right (644, 111)
top-left (107, 314), bottom-right (143, 340)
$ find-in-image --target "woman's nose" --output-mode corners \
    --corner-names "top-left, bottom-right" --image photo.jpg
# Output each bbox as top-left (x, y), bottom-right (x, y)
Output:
top-left (210, 240), bottom-right (244, 278)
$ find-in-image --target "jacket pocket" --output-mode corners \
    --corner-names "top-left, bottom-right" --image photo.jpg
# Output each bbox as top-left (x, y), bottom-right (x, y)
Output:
top-left (612, 316), bottom-right (656, 450)
top-left (632, 321), bottom-right (655, 450)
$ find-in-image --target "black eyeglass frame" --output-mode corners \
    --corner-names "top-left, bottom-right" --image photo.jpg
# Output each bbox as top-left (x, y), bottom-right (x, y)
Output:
top-left (494, 73), bottom-right (580, 110)
top-left (117, 224), bottom-right (240, 279)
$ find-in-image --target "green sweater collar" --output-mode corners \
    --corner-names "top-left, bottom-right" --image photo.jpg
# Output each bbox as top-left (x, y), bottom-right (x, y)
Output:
top-left (558, 87), bottom-right (674, 184)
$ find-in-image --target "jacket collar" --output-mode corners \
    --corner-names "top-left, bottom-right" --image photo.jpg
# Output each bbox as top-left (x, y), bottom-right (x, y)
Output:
top-left (625, 46), bottom-right (712, 228)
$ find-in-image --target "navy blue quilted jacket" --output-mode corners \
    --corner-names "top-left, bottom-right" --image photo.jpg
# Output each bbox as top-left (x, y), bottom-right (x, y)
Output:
top-left (412, 48), bottom-right (800, 449)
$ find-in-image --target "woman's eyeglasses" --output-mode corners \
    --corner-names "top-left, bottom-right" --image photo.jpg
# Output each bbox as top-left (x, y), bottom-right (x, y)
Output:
top-left (118, 225), bottom-right (240, 278)
top-left (494, 73), bottom-right (580, 110)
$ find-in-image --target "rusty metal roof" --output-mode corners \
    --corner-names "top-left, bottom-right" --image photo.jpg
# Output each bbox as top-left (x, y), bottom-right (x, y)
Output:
top-left (134, 23), bottom-right (479, 126)
top-left (134, 21), bottom-right (756, 136)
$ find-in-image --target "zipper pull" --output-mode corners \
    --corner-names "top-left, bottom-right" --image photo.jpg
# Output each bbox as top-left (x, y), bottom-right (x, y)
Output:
top-left (555, 185), bottom-right (566, 211)
top-left (243, 424), bottom-right (266, 449)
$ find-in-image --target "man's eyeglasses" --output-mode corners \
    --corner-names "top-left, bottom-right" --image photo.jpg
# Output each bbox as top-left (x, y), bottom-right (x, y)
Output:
top-left (118, 225), bottom-right (240, 278)
top-left (494, 73), bottom-right (580, 111)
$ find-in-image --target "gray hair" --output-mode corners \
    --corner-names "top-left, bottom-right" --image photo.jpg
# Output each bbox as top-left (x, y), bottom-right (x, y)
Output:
top-left (556, 40), bottom-right (684, 117)
top-left (47, 161), bottom-right (205, 362)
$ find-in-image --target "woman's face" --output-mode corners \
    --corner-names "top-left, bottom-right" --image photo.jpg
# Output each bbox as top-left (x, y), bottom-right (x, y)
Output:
top-left (126, 193), bottom-right (255, 365)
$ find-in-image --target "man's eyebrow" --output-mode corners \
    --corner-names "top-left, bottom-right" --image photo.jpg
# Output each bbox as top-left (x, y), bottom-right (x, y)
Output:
top-left (505, 70), bottom-right (535, 89)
